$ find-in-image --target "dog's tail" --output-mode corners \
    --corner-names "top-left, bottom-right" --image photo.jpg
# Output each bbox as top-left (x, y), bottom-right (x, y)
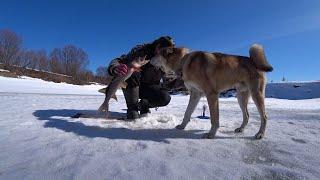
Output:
top-left (249, 44), bottom-right (273, 72)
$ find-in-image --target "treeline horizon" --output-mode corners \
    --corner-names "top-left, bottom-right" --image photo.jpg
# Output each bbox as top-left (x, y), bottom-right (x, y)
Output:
top-left (0, 29), bottom-right (108, 83)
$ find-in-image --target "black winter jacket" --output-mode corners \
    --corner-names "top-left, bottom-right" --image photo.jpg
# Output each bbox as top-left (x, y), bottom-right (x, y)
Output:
top-left (107, 43), bottom-right (164, 88)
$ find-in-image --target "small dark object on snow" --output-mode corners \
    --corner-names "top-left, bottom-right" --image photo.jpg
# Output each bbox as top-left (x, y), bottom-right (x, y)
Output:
top-left (202, 105), bottom-right (207, 117)
top-left (197, 115), bottom-right (210, 119)
top-left (71, 113), bottom-right (83, 118)
top-left (197, 105), bottom-right (210, 119)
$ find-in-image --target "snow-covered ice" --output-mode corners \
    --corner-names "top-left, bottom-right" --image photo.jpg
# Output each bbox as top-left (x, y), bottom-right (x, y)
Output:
top-left (0, 76), bottom-right (320, 179)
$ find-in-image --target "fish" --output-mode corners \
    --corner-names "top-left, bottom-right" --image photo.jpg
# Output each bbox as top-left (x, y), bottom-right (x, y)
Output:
top-left (98, 56), bottom-right (149, 118)
top-left (97, 77), bottom-right (124, 102)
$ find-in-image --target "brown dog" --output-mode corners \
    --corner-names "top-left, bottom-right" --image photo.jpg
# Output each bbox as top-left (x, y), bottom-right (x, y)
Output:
top-left (150, 44), bottom-right (273, 139)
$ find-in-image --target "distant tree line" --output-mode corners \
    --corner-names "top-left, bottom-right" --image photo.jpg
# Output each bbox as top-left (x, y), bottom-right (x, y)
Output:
top-left (0, 29), bottom-right (109, 84)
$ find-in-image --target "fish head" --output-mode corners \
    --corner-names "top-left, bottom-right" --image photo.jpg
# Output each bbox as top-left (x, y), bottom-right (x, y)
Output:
top-left (131, 55), bottom-right (150, 69)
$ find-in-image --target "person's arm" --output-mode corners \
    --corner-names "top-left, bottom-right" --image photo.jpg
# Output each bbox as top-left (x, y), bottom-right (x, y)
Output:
top-left (107, 55), bottom-right (128, 76)
top-left (108, 44), bottom-right (150, 76)
top-left (107, 58), bottom-right (120, 76)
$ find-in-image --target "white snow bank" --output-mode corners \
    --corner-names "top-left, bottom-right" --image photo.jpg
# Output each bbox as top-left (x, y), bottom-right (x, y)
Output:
top-left (0, 76), bottom-right (111, 95)
top-left (0, 68), bottom-right (10, 72)
top-left (266, 81), bottom-right (320, 100)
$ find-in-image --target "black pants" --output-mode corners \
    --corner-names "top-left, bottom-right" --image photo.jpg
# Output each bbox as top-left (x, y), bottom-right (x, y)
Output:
top-left (122, 84), bottom-right (171, 112)
top-left (139, 84), bottom-right (171, 108)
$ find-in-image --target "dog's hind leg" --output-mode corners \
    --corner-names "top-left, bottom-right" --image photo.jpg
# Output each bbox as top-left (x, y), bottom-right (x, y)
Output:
top-left (250, 81), bottom-right (267, 139)
top-left (203, 93), bottom-right (219, 139)
top-left (235, 90), bottom-right (250, 133)
top-left (176, 89), bottom-right (202, 130)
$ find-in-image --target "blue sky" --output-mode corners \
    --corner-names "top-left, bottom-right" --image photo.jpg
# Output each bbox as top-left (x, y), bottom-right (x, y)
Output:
top-left (1, 0), bottom-right (320, 81)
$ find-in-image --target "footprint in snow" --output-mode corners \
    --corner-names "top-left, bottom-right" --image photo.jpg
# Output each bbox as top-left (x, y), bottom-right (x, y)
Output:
top-left (288, 122), bottom-right (295, 125)
top-left (291, 138), bottom-right (307, 144)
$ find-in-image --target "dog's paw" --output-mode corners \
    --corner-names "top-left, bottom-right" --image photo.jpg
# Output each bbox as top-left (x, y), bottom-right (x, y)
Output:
top-left (202, 133), bottom-right (215, 139)
top-left (254, 132), bottom-right (264, 139)
top-left (175, 124), bottom-right (186, 130)
top-left (234, 127), bottom-right (244, 133)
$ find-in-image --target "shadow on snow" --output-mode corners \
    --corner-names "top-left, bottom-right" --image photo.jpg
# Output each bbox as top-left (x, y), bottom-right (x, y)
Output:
top-left (32, 109), bottom-right (259, 142)
top-left (32, 109), bottom-right (206, 142)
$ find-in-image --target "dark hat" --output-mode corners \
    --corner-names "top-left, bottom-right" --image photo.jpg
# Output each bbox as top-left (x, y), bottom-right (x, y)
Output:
top-left (152, 36), bottom-right (175, 48)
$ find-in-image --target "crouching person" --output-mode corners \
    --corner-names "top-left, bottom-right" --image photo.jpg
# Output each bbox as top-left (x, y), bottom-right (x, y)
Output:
top-left (107, 36), bottom-right (175, 120)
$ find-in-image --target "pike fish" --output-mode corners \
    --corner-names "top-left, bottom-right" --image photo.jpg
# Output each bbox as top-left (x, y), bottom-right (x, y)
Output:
top-left (98, 56), bottom-right (149, 118)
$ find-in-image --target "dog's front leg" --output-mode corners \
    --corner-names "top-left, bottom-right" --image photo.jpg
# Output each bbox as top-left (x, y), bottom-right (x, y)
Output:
top-left (176, 90), bottom-right (201, 130)
top-left (203, 93), bottom-right (219, 139)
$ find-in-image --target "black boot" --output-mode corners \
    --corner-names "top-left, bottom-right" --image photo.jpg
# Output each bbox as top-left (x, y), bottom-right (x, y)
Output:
top-left (123, 87), bottom-right (140, 120)
top-left (139, 99), bottom-right (151, 117)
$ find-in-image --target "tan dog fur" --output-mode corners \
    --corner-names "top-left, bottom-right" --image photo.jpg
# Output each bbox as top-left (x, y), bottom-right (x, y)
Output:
top-left (150, 44), bottom-right (273, 139)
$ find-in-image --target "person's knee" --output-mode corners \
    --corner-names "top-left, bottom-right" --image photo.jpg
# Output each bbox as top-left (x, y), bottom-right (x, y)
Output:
top-left (140, 86), bottom-right (171, 107)
top-left (158, 92), bottom-right (171, 107)
top-left (164, 93), bottom-right (171, 105)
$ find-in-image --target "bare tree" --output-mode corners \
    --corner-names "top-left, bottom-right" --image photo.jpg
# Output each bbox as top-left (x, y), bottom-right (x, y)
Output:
top-left (0, 29), bottom-right (22, 66)
top-left (96, 66), bottom-right (108, 78)
top-left (49, 48), bottom-right (63, 74)
top-left (37, 50), bottom-right (48, 71)
top-left (49, 45), bottom-right (89, 78)
top-left (79, 70), bottom-right (95, 83)
top-left (16, 50), bottom-right (34, 68)
top-left (0, 29), bottom-right (94, 83)
top-left (26, 50), bottom-right (39, 69)
top-left (63, 45), bottom-right (89, 77)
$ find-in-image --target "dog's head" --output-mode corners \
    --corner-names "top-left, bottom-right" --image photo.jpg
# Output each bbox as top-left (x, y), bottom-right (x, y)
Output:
top-left (150, 47), bottom-right (189, 73)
